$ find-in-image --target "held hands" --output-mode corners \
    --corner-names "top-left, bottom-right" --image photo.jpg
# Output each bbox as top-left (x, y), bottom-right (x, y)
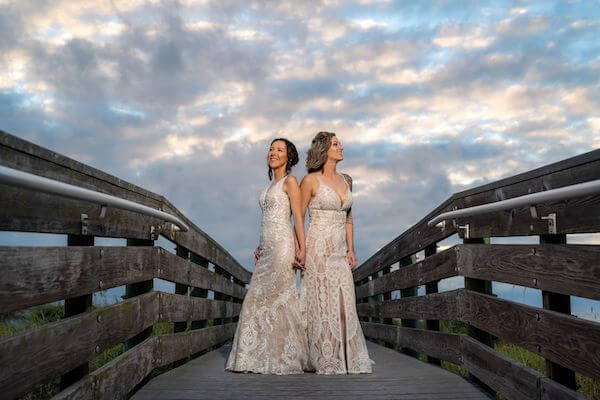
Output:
top-left (293, 246), bottom-right (306, 272)
top-left (346, 249), bottom-right (357, 270)
top-left (254, 246), bottom-right (261, 265)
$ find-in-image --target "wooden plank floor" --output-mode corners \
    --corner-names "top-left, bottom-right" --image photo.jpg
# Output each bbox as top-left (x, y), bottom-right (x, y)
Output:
top-left (133, 341), bottom-right (491, 399)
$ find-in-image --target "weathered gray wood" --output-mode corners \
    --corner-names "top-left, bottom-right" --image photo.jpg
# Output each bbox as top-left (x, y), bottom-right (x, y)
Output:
top-left (357, 290), bottom-right (460, 321)
top-left (453, 155), bottom-right (600, 238)
top-left (539, 377), bottom-right (586, 400)
top-left (423, 243), bottom-right (442, 366)
top-left (457, 193), bottom-right (600, 238)
top-left (353, 198), bottom-right (457, 282)
top-left (174, 245), bottom-right (191, 334)
top-left (361, 323), bottom-right (462, 365)
top-left (60, 234), bottom-right (95, 390)
top-left (462, 236), bottom-right (494, 399)
top-left (158, 293), bottom-right (241, 322)
top-left (355, 248), bottom-right (457, 298)
top-left (460, 336), bottom-right (540, 400)
top-left (159, 214), bottom-right (251, 284)
top-left (354, 148), bottom-right (600, 278)
top-left (160, 250), bottom-right (247, 299)
top-left (454, 148), bottom-right (600, 199)
top-left (460, 290), bottom-right (600, 380)
top-left (51, 337), bottom-right (157, 400)
top-left (0, 184), bottom-right (161, 239)
top-left (156, 324), bottom-right (237, 366)
top-left (133, 341), bottom-right (488, 400)
top-left (358, 288), bottom-right (600, 381)
top-left (457, 244), bottom-right (600, 300)
top-left (0, 130), bottom-right (251, 283)
top-left (0, 130), bottom-right (162, 203)
top-left (0, 246), bottom-right (158, 313)
top-left (0, 292), bottom-right (159, 399)
top-left (539, 234), bottom-right (578, 391)
top-left (125, 238), bottom-right (155, 351)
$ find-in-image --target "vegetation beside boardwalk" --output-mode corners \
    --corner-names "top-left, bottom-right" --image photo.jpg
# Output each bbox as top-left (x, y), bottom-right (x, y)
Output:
top-left (1, 304), bottom-right (215, 400)
top-left (3, 305), bottom-right (598, 399)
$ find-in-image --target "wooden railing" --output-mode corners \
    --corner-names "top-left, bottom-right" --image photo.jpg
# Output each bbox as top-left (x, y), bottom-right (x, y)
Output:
top-left (354, 148), bottom-right (600, 400)
top-left (0, 130), bottom-right (251, 399)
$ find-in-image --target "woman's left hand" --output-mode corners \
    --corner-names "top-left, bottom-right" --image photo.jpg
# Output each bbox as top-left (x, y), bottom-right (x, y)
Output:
top-left (346, 249), bottom-right (357, 270)
top-left (294, 247), bottom-right (306, 271)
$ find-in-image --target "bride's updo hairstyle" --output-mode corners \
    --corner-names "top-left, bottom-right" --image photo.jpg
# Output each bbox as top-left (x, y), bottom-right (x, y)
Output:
top-left (306, 131), bottom-right (336, 173)
top-left (268, 138), bottom-right (299, 181)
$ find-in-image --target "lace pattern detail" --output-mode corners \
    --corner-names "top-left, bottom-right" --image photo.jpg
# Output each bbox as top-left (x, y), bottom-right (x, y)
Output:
top-left (226, 176), bottom-right (309, 374)
top-left (301, 174), bottom-right (373, 374)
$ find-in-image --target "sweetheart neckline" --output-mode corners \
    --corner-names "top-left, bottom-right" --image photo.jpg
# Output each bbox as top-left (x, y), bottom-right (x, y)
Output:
top-left (317, 177), bottom-right (350, 209)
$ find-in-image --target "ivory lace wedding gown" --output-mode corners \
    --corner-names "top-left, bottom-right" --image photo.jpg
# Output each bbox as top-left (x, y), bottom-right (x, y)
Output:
top-left (226, 175), bottom-right (309, 374)
top-left (301, 173), bottom-right (373, 374)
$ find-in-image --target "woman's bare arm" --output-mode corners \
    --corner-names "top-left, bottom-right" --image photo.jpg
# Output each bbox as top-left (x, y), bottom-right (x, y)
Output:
top-left (284, 176), bottom-right (306, 268)
top-left (342, 174), bottom-right (357, 269)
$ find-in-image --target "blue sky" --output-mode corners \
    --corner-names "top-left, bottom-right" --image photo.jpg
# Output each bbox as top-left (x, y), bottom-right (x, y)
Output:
top-left (1, 1), bottom-right (599, 317)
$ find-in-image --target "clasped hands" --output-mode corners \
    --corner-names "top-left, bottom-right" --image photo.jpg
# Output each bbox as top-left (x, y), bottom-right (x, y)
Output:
top-left (254, 246), bottom-right (306, 271)
top-left (255, 246), bottom-right (356, 270)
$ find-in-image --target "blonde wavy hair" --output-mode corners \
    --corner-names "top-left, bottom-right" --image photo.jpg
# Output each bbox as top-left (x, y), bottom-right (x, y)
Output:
top-left (306, 131), bottom-right (336, 173)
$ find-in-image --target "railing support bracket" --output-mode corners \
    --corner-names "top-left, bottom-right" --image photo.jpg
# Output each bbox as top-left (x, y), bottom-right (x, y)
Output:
top-left (541, 213), bottom-right (557, 234)
top-left (81, 214), bottom-right (88, 235)
top-left (458, 224), bottom-right (470, 239)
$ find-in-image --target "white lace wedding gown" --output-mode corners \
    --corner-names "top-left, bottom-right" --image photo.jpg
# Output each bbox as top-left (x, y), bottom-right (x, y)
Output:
top-left (226, 175), bottom-right (309, 374)
top-left (301, 173), bottom-right (373, 374)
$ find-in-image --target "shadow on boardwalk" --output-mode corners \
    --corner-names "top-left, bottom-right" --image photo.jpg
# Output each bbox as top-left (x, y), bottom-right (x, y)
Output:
top-left (133, 342), bottom-right (490, 399)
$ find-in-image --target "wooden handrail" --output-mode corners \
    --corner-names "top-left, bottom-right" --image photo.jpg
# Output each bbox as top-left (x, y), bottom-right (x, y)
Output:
top-left (0, 130), bottom-right (251, 284)
top-left (0, 164), bottom-right (190, 231)
top-left (0, 129), bottom-right (250, 399)
top-left (354, 148), bottom-right (600, 400)
top-left (428, 178), bottom-right (600, 227)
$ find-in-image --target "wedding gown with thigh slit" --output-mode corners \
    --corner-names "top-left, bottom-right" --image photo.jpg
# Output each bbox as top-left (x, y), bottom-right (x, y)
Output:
top-left (226, 175), bottom-right (309, 374)
top-left (301, 173), bottom-right (373, 374)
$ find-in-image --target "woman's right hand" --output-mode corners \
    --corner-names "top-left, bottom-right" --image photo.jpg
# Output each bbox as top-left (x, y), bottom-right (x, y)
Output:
top-left (254, 246), bottom-right (261, 265)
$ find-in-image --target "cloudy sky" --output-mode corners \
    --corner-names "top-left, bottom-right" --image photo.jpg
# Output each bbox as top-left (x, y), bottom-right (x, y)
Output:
top-left (1, 0), bottom-right (599, 278)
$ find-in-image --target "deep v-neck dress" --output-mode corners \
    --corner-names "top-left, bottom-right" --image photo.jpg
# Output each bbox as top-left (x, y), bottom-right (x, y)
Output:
top-left (226, 176), bottom-right (309, 374)
top-left (300, 173), bottom-right (373, 374)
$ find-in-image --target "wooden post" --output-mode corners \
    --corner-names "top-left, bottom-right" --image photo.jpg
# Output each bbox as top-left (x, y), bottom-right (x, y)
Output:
top-left (358, 277), bottom-right (369, 323)
top-left (379, 267), bottom-right (394, 349)
top-left (60, 234), bottom-right (94, 390)
top-left (125, 238), bottom-right (154, 350)
top-left (190, 253), bottom-right (208, 330)
top-left (424, 243), bottom-right (441, 366)
top-left (463, 237), bottom-right (494, 395)
top-left (174, 245), bottom-right (190, 334)
top-left (399, 255), bottom-right (418, 357)
top-left (213, 265), bottom-right (232, 325)
top-left (540, 234), bottom-right (578, 391)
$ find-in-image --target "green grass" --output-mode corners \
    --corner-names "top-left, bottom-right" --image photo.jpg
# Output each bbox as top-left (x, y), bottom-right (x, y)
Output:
top-left (413, 320), bottom-right (600, 399)
top-left (495, 340), bottom-right (600, 400)
top-left (0, 303), bottom-right (65, 337)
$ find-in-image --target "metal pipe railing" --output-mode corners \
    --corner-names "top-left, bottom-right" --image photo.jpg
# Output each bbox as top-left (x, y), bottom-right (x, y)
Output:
top-left (428, 178), bottom-right (600, 227)
top-left (0, 165), bottom-right (189, 232)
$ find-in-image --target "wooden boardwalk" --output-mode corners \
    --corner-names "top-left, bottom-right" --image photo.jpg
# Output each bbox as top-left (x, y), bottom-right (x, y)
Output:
top-left (133, 341), bottom-right (490, 400)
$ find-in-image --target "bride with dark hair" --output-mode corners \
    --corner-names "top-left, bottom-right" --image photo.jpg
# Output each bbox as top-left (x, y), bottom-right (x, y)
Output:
top-left (300, 131), bottom-right (373, 375)
top-left (226, 138), bottom-right (309, 375)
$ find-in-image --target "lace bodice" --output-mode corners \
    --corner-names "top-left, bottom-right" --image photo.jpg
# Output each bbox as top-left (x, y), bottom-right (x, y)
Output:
top-left (309, 174), bottom-right (352, 212)
top-left (308, 174), bottom-right (352, 227)
top-left (260, 175), bottom-right (292, 225)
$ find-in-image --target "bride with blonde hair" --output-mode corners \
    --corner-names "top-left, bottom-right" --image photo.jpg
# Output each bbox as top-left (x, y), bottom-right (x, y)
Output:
top-left (299, 131), bottom-right (373, 374)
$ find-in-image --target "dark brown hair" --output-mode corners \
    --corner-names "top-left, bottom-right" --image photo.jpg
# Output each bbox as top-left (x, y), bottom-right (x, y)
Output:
top-left (306, 131), bottom-right (336, 173)
top-left (268, 138), bottom-right (299, 180)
